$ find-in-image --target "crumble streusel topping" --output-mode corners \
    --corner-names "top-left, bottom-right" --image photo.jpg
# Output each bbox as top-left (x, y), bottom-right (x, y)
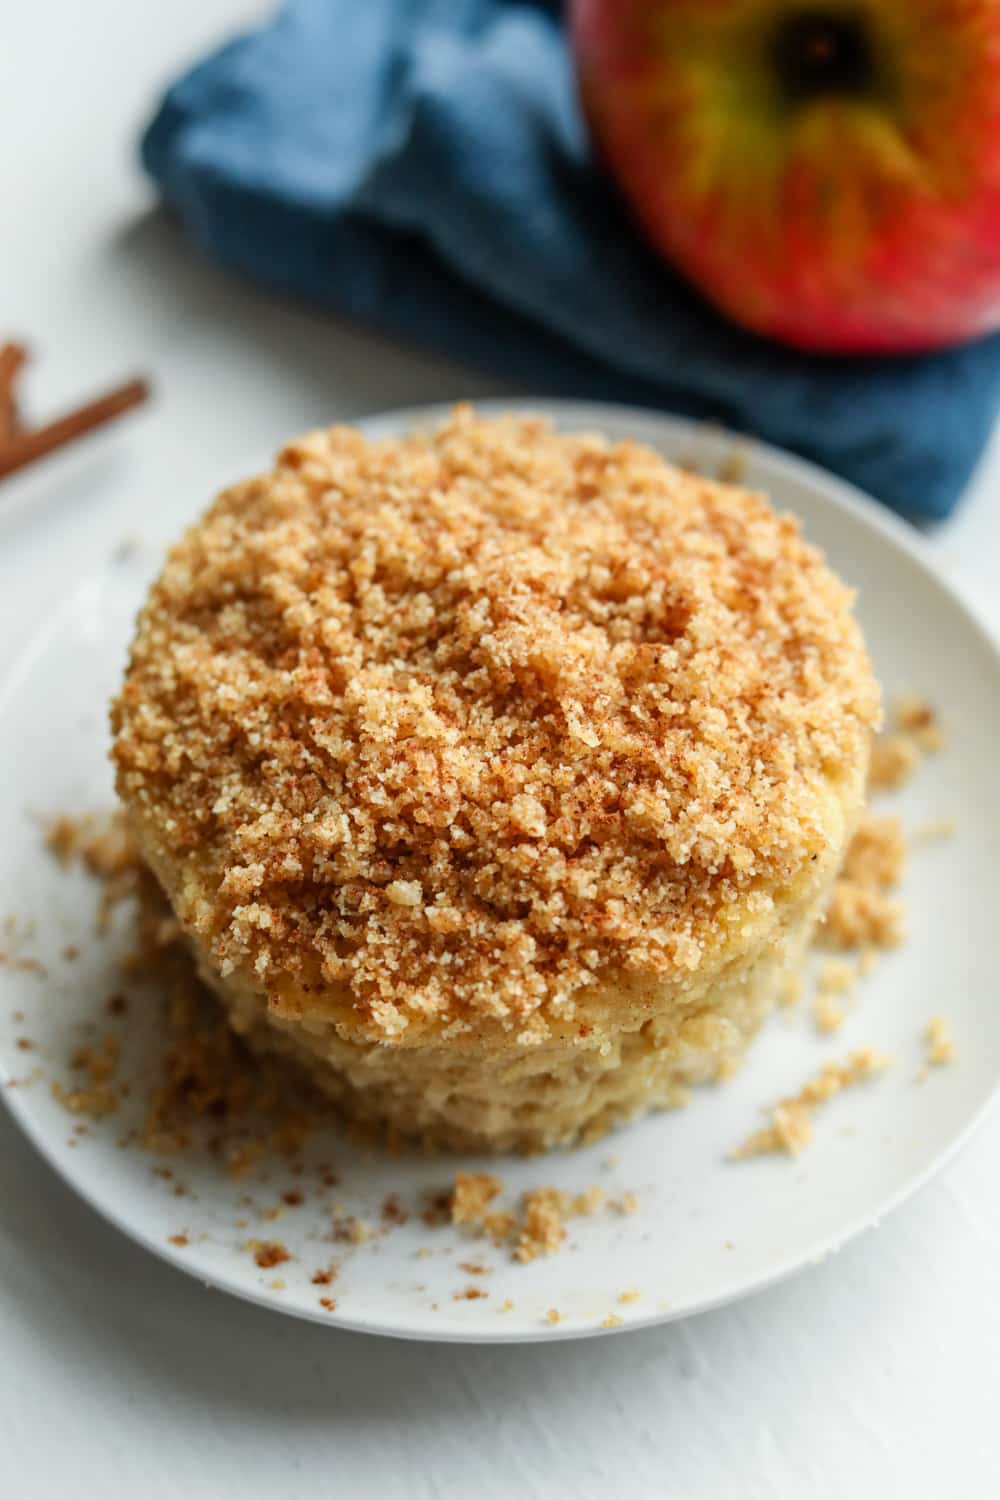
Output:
top-left (112, 406), bottom-right (878, 1037)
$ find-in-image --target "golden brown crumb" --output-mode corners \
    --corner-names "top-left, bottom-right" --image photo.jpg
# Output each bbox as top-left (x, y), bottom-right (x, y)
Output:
top-left (168, 1233), bottom-right (189, 1247)
top-left (868, 733), bottom-right (921, 793)
top-left (867, 695), bottom-right (944, 792)
top-left (813, 993), bottom-right (846, 1035)
top-left (330, 1217), bottom-right (372, 1246)
top-left (812, 958), bottom-right (857, 1033)
top-left (514, 1188), bottom-right (569, 1263)
top-left (252, 1241), bottom-right (290, 1269)
top-left (311, 1266), bottom-right (337, 1286)
top-left (573, 1185), bottom-right (606, 1216)
top-left (455, 1287), bottom-right (489, 1301)
top-left (818, 958), bottom-right (857, 996)
top-left (894, 693), bottom-right (945, 752)
top-left (545, 1308), bottom-right (561, 1326)
top-left (45, 811), bottom-right (142, 932)
top-left (112, 406), bottom-right (877, 1042)
top-left (925, 1015), bottom-right (956, 1067)
top-left (458, 1262), bottom-right (490, 1276)
top-left (733, 1048), bottom-right (891, 1159)
top-left (482, 1211), bottom-right (518, 1244)
top-left (602, 1314), bottom-right (624, 1329)
top-left (842, 817), bottom-right (906, 887)
top-left (822, 816), bottom-right (905, 951)
top-left (450, 1172), bottom-right (502, 1225)
top-left (51, 1034), bottom-right (120, 1118)
top-left (318, 1297), bottom-right (337, 1312)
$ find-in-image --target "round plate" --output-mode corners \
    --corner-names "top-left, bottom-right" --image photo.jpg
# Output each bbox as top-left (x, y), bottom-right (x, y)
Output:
top-left (1, 400), bottom-right (998, 1343)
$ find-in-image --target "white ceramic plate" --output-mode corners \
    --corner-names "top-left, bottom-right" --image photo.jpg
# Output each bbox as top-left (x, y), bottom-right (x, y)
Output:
top-left (1, 399), bottom-right (998, 1344)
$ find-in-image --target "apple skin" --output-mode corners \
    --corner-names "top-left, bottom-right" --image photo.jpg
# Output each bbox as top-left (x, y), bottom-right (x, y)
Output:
top-left (571, 0), bottom-right (1000, 353)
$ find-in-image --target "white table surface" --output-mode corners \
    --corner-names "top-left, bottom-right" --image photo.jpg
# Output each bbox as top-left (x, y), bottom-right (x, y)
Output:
top-left (3, 3), bottom-right (999, 1495)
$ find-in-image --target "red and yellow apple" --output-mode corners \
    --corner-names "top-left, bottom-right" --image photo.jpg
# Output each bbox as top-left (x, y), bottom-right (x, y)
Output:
top-left (571, 0), bottom-right (1000, 352)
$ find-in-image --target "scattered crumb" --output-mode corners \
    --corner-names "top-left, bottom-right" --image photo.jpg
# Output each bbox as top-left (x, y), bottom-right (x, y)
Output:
top-left (51, 1034), bottom-right (120, 1118)
top-left (514, 1188), bottom-right (569, 1263)
top-left (813, 993), bottom-right (846, 1035)
top-left (168, 1233), bottom-right (189, 1247)
top-left (545, 1308), bottom-right (561, 1326)
top-left (311, 1266), bottom-right (338, 1286)
top-left (868, 695), bottom-right (944, 792)
top-left (618, 1289), bottom-right (641, 1304)
top-left (318, 1297), bottom-right (337, 1312)
top-left (602, 1314), bottom-right (624, 1329)
top-left (44, 811), bottom-right (141, 931)
top-left (252, 1241), bottom-right (290, 1269)
top-left (455, 1286), bottom-right (488, 1301)
top-left (281, 1189), bottom-right (304, 1207)
top-left (270, 1278), bottom-right (287, 1291)
top-left (573, 1185), bottom-right (606, 1216)
top-left (617, 1191), bottom-right (639, 1216)
top-left (381, 1193), bottom-right (408, 1225)
top-left (458, 1262), bottom-right (490, 1276)
top-left (925, 1015), bottom-right (956, 1067)
top-left (450, 1172), bottom-right (502, 1225)
top-left (332, 1216), bottom-right (372, 1245)
top-left (895, 693), bottom-right (945, 752)
top-left (822, 816), bottom-right (906, 951)
top-left (732, 1048), bottom-right (892, 1159)
top-left (812, 958), bottom-right (858, 1034)
top-left (868, 734), bottom-right (921, 793)
top-left (62, 945), bottom-right (80, 962)
top-left (817, 959), bottom-right (857, 997)
top-left (500, 1299), bottom-right (514, 1312)
top-left (482, 1211), bottom-right (518, 1244)
top-left (15, 1038), bottom-right (34, 1051)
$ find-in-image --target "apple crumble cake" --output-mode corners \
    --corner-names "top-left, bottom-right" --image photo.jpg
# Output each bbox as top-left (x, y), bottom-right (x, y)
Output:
top-left (111, 405), bottom-right (878, 1152)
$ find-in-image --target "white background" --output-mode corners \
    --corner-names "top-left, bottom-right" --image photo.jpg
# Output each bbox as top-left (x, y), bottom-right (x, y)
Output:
top-left (2, 3), bottom-right (999, 1495)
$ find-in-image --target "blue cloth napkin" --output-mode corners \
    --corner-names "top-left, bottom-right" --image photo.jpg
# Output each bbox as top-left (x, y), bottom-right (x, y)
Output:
top-left (142, 0), bottom-right (1000, 520)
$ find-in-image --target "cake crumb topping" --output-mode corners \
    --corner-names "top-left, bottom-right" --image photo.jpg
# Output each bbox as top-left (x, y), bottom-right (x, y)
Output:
top-left (112, 406), bottom-right (877, 1037)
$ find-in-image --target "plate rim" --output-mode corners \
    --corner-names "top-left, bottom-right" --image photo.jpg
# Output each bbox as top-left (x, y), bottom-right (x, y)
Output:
top-left (2, 395), bottom-right (998, 1344)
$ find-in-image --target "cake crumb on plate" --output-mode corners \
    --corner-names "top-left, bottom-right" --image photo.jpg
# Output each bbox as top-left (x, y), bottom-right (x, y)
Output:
top-left (925, 1015), bottom-right (956, 1068)
top-left (732, 1048), bottom-right (892, 1159)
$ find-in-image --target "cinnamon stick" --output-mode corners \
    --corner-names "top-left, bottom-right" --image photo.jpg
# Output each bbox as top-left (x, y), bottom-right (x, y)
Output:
top-left (0, 342), bottom-right (27, 441)
top-left (0, 375), bottom-right (150, 482)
